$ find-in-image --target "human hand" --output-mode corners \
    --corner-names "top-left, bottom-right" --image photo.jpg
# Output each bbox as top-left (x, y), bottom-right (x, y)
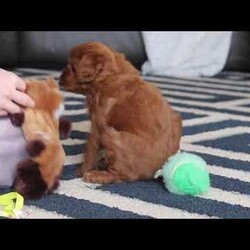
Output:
top-left (0, 69), bottom-right (35, 116)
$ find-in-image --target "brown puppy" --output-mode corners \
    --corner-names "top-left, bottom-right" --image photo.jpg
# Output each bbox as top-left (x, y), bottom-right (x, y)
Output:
top-left (59, 42), bottom-right (182, 184)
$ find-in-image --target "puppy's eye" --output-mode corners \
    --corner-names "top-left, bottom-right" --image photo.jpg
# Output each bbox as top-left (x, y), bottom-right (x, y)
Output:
top-left (72, 66), bottom-right (77, 74)
top-left (68, 65), bottom-right (76, 74)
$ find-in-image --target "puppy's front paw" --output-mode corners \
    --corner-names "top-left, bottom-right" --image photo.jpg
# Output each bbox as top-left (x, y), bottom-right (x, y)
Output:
top-left (83, 171), bottom-right (97, 183)
top-left (83, 170), bottom-right (118, 184)
top-left (75, 166), bottom-right (83, 177)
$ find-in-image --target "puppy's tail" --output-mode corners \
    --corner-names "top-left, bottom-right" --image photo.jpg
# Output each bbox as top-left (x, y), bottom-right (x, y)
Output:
top-left (170, 110), bottom-right (183, 155)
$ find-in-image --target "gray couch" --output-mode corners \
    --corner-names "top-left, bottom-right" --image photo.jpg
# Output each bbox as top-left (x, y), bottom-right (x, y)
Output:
top-left (0, 31), bottom-right (147, 70)
top-left (1, 31), bottom-right (250, 72)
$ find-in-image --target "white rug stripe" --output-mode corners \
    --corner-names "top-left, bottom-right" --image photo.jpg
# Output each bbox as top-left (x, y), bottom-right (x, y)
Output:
top-left (169, 98), bottom-right (250, 111)
top-left (72, 121), bottom-right (91, 132)
top-left (57, 179), bottom-right (214, 219)
top-left (200, 188), bottom-right (250, 208)
top-left (22, 205), bottom-right (71, 219)
top-left (63, 108), bottom-right (87, 116)
top-left (217, 106), bottom-right (250, 113)
top-left (65, 154), bottom-right (84, 165)
top-left (157, 83), bottom-right (250, 98)
top-left (182, 127), bottom-right (250, 143)
top-left (174, 106), bottom-right (231, 116)
top-left (64, 100), bottom-right (85, 105)
top-left (181, 142), bottom-right (250, 162)
top-left (181, 143), bottom-right (250, 162)
top-left (176, 75), bottom-right (250, 86)
top-left (62, 138), bottom-right (86, 146)
top-left (207, 165), bottom-right (250, 183)
top-left (161, 89), bottom-right (215, 99)
top-left (62, 91), bottom-right (84, 98)
top-left (155, 77), bottom-right (250, 92)
top-left (216, 98), bottom-right (250, 107)
top-left (183, 116), bottom-right (228, 127)
top-left (144, 75), bottom-right (250, 87)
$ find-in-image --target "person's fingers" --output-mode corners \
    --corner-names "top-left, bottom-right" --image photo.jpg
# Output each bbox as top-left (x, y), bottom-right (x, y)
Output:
top-left (1, 99), bottom-right (21, 114)
top-left (0, 110), bottom-right (8, 116)
top-left (15, 77), bottom-right (26, 92)
top-left (12, 90), bottom-right (35, 108)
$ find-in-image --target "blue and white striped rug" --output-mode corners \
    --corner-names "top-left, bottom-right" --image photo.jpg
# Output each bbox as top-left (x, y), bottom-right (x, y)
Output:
top-left (1, 68), bottom-right (250, 219)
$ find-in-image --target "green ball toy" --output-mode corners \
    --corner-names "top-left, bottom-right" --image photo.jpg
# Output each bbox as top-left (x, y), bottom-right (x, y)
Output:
top-left (158, 152), bottom-right (210, 196)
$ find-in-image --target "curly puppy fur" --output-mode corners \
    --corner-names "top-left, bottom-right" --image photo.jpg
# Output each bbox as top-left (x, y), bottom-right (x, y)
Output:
top-left (59, 42), bottom-right (182, 184)
top-left (11, 79), bottom-right (71, 199)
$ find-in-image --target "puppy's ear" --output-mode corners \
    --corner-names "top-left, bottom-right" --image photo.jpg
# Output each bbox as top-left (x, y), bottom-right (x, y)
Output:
top-left (78, 52), bottom-right (118, 82)
top-left (78, 53), bottom-right (102, 80)
top-left (9, 112), bottom-right (25, 127)
top-left (59, 117), bottom-right (72, 140)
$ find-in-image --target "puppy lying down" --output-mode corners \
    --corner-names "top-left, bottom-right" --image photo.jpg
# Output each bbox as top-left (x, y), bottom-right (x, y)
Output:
top-left (0, 78), bottom-right (71, 199)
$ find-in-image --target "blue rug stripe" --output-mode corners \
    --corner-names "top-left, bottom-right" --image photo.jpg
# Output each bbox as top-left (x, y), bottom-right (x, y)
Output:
top-left (172, 102), bottom-right (250, 117)
top-left (194, 133), bottom-right (250, 154)
top-left (184, 120), bottom-right (250, 136)
top-left (163, 93), bottom-right (236, 103)
top-left (65, 104), bottom-right (86, 110)
top-left (159, 84), bottom-right (226, 96)
top-left (64, 113), bottom-right (90, 122)
top-left (144, 72), bottom-right (250, 88)
top-left (63, 144), bottom-right (86, 156)
top-left (62, 164), bottom-right (80, 180)
top-left (143, 75), bottom-right (250, 89)
top-left (15, 70), bottom-right (48, 76)
top-left (0, 187), bottom-right (12, 195)
top-left (64, 97), bottom-right (85, 102)
top-left (158, 80), bottom-right (250, 94)
top-left (26, 193), bottom-right (151, 219)
top-left (210, 174), bottom-right (250, 195)
top-left (69, 131), bottom-right (89, 140)
top-left (180, 112), bottom-right (206, 120)
top-left (97, 181), bottom-right (250, 218)
top-left (190, 152), bottom-right (250, 172)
